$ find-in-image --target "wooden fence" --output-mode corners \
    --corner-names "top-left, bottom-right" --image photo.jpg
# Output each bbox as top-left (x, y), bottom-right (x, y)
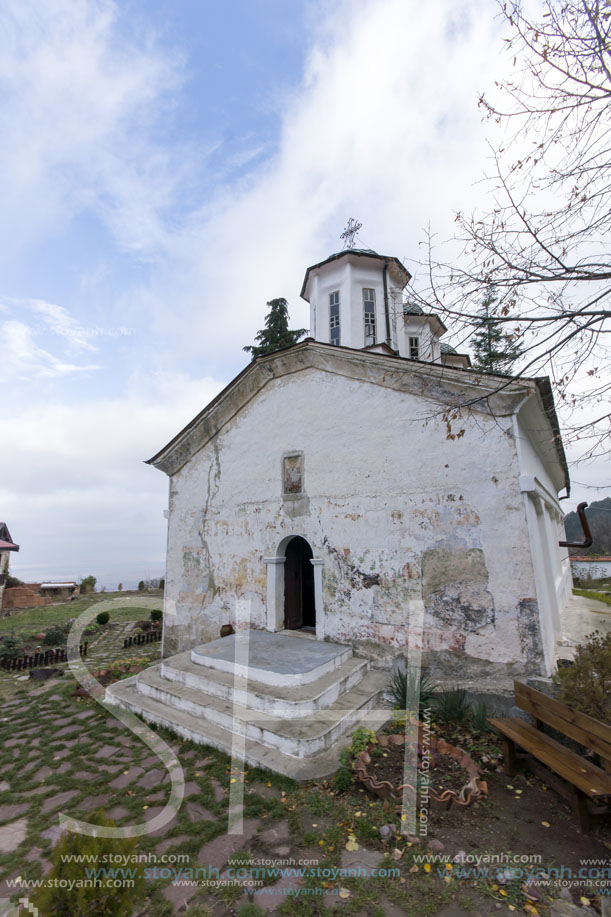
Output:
top-left (0, 643), bottom-right (88, 671)
top-left (123, 630), bottom-right (162, 649)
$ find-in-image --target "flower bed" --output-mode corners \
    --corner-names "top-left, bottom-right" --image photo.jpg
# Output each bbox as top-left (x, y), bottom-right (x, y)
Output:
top-left (354, 728), bottom-right (487, 807)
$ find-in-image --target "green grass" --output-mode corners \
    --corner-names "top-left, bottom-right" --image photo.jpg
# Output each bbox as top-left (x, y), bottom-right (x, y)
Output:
top-left (0, 591), bottom-right (163, 637)
top-left (572, 587), bottom-right (611, 606)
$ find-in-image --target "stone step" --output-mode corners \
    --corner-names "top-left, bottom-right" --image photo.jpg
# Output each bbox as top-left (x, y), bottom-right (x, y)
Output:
top-left (136, 664), bottom-right (387, 757)
top-left (109, 662), bottom-right (388, 758)
top-left (161, 651), bottom-right (370, 718)
top-left (190, 631), bottom-right (351, 687)
top-left (106, 676), bottom-right (390, 779)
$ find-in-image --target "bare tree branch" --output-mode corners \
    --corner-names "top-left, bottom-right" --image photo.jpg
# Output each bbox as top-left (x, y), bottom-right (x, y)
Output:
top-left (413, 0), bottom-right (611, 459)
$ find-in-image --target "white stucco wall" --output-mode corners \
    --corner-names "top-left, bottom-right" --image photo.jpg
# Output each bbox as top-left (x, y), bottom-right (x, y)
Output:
top-left (308, 257), bottom-right (404, 350)
top-left (0, 551), bottom-right (9, 611)
top-left (513, 399), bottom-right (573, 670)
top-left (162, 363), bottom-right (555, 677)
top-left (401, 316), bottom-right (442, 363)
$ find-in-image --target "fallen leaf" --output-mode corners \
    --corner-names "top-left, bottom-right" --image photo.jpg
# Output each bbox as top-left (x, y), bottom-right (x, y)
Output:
top-left (345, 835), bottom-right (359, 852)
top-left (580, 897), bottom-right (591, 907)
top-left (409, 865), bottom-right (419, 873)
top-left (424, 863), bottom-right (431, 873)
top-left (541, 821), bottom-right (550, 828)
top-left (339, 888), bottom-right (351, 899)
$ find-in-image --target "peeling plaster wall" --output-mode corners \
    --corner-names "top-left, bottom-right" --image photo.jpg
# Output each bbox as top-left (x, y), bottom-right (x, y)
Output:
top-left (162, 365), bottom-right (550, 676)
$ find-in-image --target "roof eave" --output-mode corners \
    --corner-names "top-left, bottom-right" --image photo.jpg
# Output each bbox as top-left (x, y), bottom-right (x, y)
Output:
top-left (300, 251), bottom-right (411, 301)
top-left (534, 377), bottom-right (571, 497)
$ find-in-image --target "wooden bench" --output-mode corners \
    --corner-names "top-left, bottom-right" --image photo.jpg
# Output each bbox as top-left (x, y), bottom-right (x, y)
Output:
top-left (489, 680), bottom-right (611, 833)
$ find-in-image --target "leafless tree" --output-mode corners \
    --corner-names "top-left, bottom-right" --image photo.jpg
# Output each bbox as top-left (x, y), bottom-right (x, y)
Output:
top-left (413, 0), bottom-right (611, 459)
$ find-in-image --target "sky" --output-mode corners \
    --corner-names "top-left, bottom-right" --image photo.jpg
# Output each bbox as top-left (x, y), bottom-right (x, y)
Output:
top-left (1, 0), bottom-right (604, 588)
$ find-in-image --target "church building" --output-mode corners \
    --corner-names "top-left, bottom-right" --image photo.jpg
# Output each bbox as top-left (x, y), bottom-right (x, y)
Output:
top-left (148, 247), bottom-right (572, 682)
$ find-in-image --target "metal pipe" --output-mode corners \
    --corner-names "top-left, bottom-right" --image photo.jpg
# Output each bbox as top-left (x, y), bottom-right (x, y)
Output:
top-left (383, 259), bottom-right (391, 346)
top-left (559, 502), bottom-right (593, 548)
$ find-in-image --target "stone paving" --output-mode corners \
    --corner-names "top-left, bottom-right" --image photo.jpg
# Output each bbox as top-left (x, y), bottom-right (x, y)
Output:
top-left (0, 676), bottom-right (335, 915)
top-left (1, 667), bottom-right (607, 916)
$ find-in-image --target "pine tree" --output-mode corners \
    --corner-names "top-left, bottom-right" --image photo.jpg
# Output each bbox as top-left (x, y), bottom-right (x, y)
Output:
top-left (243, 298), bottom-right (308, 359)
top-left (471, 290), bottom-right (523, 375)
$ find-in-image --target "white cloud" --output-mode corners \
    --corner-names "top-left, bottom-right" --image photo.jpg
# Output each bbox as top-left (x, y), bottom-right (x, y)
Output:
top-left (0, 319), bottom-right (100, 380)
top-left (0, 372), bottom-right (225, 575)
top-left (143, 0), bottom-right (507, 362)
top-left (0, 0), bottom-right (186, 258)
top-left (26, 298), bottom-right (98, 352)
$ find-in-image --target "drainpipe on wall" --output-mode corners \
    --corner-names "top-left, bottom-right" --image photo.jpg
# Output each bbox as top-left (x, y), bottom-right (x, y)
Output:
top-left (383, 259), bottom-right (391, 347)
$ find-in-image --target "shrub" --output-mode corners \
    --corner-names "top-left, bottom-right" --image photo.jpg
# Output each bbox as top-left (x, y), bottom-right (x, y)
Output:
top-left (471, 700), bottom-right (490, 733)
top-left (96, 611), bottom-right (110, 626)
top-left (43, 628), bottom-right (65, 646)
top-left (386, 667), bottom-right (437, 713)
top-left (334, 726), bottom-right (378, 794)
top-left (553, 630), bottom-right (611, 723)
top-left (433, 686), bottom-right (470, 725)
top-left (31, 811), bottom-right (145, 916)
top-left (5, 574), bottom-right (23, 588)
top-left (138, 580), bottom-right (145, 591)
top-left (349, 726), bottom-right (377, 757)
top-left (79, 575), bottom-right (97, 594)
top-left (137, 619), bottom-right (152, 632)
top-left (0, 636), bottom-right (23, 660)
top-left (150, 609), bottom-right (163, 623)
top-left (159, 577), bottom-right (165, 591)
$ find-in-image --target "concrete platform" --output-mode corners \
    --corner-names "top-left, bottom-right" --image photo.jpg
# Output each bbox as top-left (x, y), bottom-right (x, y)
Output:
top-left (557, 593), bottom-right (611, 659)
top-left (161, 651), bottom-right (369, 718)
top-left (106, 629), bottom-right (389, 779)
top-left (191, 631), bottom-right (351, 686)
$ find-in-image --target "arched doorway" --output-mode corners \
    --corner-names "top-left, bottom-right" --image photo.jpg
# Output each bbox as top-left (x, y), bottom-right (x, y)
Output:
top-left (283, 536), bottom-right (316, 631)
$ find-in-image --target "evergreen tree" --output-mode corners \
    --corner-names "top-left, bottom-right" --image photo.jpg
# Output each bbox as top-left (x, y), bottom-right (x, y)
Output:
top-left (243, 298), bottom-right (307, 359)
top-left (471, 289), bottom-right (523, 375)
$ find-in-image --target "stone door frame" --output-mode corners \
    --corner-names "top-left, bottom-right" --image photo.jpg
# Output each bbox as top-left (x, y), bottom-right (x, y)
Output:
top-left (264, 535), bottom-right (324, 639)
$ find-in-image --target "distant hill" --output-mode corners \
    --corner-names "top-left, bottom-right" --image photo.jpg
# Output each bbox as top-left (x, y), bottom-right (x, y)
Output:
top-left (564, 497), bottom-right (611, 555)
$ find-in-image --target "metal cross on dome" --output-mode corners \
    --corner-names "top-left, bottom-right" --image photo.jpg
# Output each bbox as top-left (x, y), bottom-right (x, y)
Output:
top-left (340, 218), bottom-right (362, 249)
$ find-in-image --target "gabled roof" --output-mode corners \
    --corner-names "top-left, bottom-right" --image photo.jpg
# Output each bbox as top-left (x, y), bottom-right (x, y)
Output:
top-left (0, 524), bottom-right (19, 552)
top-left (300, 250), bottom-right (411, 301)
top-left (146, 338), bottom-right (569, 492)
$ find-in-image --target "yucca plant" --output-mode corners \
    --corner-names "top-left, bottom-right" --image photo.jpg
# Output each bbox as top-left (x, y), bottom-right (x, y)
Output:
top-left (433, 686), bottom-right (470, 725)
top-left (386, 668), bottom-right (437, 713)
top-left (471, 699), bottom-right (490, 732)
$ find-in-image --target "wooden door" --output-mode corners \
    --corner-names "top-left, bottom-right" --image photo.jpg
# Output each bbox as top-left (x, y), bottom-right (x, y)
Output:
top-left (284, 544), bottom-right (303, 629)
